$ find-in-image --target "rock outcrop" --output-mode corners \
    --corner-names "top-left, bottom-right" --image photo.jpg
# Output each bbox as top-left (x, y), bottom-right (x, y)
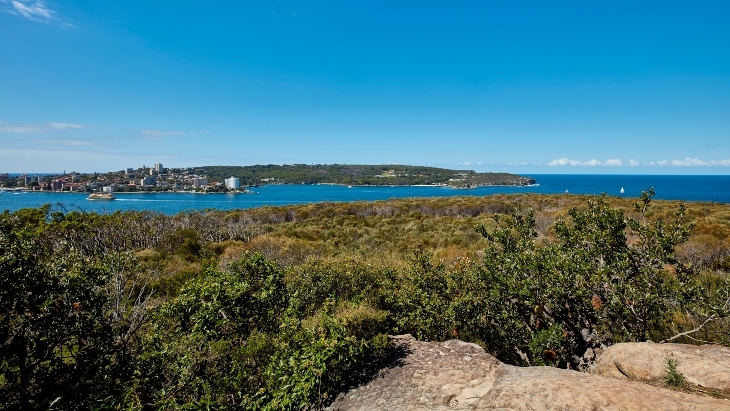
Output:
top-left (591, 341), bottom-right (730, 395)
top-left (328, 335), bottom-right (730, 411)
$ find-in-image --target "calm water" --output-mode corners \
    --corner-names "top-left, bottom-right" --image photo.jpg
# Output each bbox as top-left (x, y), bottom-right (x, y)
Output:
top-left (2, 175), bottom-right (729, 215)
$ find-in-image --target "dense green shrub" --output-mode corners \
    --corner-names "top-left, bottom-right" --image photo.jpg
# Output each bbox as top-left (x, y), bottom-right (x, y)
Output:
top-left (0, 209), bottom-right (141, 410)
top-left (126, 252), bottom-right (389, 410)
top-left (386, 250), bottom-right (455, 341)
top-left (465, 191), bottom-right (705, 368)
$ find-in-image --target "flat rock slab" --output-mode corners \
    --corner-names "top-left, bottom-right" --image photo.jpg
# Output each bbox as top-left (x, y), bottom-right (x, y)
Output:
top-left (591, 342), bottom-right (730, 394)
top-left (328, 335), bottom-right (730, 411)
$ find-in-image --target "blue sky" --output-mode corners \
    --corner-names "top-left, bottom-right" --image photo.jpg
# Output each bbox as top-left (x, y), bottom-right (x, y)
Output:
top-left (1, 1), bottom-right (729, 174)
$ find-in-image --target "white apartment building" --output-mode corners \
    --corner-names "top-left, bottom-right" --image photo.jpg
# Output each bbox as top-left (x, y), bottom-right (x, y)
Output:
top-left (224, 176), bottom-right (240, 189)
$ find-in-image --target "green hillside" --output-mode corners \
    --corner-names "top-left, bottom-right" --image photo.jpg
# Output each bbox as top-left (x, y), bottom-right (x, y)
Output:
top-left (200, 164), bottom-right (536, 187)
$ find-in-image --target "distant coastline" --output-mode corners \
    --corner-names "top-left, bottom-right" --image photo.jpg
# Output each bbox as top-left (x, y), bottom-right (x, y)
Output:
top-left (1, 164), bottom-right (534, 195)
top-left (2, 175), bottom-right (729, 216)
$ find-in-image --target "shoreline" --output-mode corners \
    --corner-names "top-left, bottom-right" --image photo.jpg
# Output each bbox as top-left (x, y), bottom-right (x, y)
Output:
top-left (2, 182), bottom-right (537, 194)
top-left (1, 190), bottom-right (253, 195)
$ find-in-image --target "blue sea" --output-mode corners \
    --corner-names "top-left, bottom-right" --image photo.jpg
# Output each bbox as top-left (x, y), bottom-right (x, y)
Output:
top-left (1, 175), bottom-right (728, 215)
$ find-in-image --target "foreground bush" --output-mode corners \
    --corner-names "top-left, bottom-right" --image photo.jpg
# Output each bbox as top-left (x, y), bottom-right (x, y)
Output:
top-left (0, 208), bottom-right (147, 409)
top-left (125, 253), bottom-right (389, 410)
top-left (453, 191), bottom-right (722, 369)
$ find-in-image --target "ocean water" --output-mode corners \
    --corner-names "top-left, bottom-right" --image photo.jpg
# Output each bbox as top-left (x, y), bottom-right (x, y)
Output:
top-left (1, 174), bottom-right (728, 215)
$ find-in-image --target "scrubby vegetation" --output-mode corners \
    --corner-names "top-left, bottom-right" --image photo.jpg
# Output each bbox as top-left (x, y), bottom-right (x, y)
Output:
top-left (1, 192), bottom-right (729, 409)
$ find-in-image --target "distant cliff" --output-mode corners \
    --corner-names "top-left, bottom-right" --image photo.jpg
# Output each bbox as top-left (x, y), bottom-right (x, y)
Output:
top-left (202, 164), bottom-right (536, 187)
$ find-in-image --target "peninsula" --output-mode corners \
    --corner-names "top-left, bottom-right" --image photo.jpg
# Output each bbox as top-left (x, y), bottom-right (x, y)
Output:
top-left (203, 164), bottom-right (535, 188)
top-left (0, 164), bottom-right (535, 193)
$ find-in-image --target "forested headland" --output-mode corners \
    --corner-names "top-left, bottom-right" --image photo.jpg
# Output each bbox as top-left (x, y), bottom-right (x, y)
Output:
top-left (2, 192), bottom-right (729, 409)
top-left (201, 164), bottom-right (535, 187)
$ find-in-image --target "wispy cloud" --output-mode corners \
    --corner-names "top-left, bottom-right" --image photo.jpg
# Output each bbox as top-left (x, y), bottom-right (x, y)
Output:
top-left (0, 121), bottom-right (88, 133)
top-left (652, 157), bottom-right (730, 167)
top-left (550, 157), bottom-right (730, 167)
top-left (141, 129), bottom-right (211, 140)
top-left (142, 130), bottom-right (185, 137)
top-left (0, 122), bottom-right (44, 133)
top-left (141, 130), bottom-right (194, 142)
top-left (47, 122), bottom-right (85, 130)
top-left (39, 139), bottom-right (94, 146)
top-left (2, 0), bottom-right (56, 23)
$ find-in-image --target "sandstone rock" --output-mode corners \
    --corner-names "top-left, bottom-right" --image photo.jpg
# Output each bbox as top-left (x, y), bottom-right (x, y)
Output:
top-left (328, 335), bottom-right (730, 410)
top-left (591, 342), bottom-right (730, 394)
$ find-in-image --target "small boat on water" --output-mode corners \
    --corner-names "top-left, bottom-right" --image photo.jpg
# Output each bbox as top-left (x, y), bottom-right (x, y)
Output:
top-left (620, 187), bottom-right (625, 194)
top-left (87, 192), bottom-right (116, 200)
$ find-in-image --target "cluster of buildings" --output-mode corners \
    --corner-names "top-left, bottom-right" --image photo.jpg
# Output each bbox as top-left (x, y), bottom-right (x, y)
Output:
top-left (1, 164), bottom-right (246, 193)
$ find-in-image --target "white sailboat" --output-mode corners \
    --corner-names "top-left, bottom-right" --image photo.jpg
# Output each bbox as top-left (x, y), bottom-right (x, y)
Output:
top-left (620, 187), bottom-right (625, 194)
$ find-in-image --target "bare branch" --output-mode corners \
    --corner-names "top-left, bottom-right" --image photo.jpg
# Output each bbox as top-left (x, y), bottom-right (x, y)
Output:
top-left (660, 314), bottom-right (719, 343)
top-left (514, 347), bottom-right (531, 366)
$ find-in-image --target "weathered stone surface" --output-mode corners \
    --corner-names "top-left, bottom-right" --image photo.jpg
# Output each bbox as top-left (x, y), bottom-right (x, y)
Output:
top-left (328, 335), bottom-right (730, 411)
top-left (591, 342), bottom-right (730, 394)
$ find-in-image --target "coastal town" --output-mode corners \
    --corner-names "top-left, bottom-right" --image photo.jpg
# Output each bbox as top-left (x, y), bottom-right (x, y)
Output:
top-left (0, 164), bottom-right (246, 194)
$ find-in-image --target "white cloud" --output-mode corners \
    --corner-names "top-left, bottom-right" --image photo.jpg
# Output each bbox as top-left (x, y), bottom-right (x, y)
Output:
top-left (189, 130), bottom-right (211, 136)
top-left (39, 139), bottom-right (94, 146)
top-left (654, 157), bottom-right (730, 167)
top-left (47, 122), bottom-right (85, 130)
top-left (0, 121), bottom-right (89, 133)
top-left (4, 0), bottom-right (56, 22)
top-left (548, 158), bottom-right (605, 167)
top-left (548, 158), bottom-right (573, 166)
top-left (657, 158), bottom-right (703, 166)
top-left (549, 156), bottom-right (730, 167)
top-left (142, 130), bottom-right (186, 137)
top-left (0, 122), bottom-right (43, 133)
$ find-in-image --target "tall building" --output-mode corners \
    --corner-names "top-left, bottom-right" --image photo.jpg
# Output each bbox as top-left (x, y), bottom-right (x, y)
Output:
top-left (192, 177), bottom-right (207, 188)
top-left (155, 163), bottom-right (164, 173)
top-left (224, 176), bottom-right (240, 189)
